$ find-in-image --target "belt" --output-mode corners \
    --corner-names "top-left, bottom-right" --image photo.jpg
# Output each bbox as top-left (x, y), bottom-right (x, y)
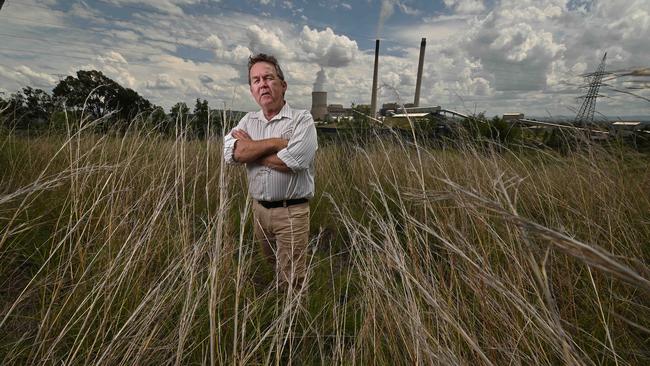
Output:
top-left (258, 198), bottom-right (308, 209)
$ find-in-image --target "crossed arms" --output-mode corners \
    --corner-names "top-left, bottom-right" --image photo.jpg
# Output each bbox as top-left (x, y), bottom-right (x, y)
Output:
top-left (231, 129), bottom-right (290, 172)
top-left (223, 111), bottom-right (318, 173)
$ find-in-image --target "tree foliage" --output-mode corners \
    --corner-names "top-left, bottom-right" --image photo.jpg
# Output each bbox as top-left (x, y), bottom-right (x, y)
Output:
top-left (462, 113), bottom-right (521, 145)
top-left (0, 87), bottom-right (54, 130)
top-left (170, 102), bottom-right (189, 123)
top-left (52, 70), bottom-right (152, 120)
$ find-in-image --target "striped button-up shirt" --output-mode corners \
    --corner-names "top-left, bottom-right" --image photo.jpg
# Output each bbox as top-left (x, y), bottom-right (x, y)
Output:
top-left (223, 103), bottom-right (318, 201)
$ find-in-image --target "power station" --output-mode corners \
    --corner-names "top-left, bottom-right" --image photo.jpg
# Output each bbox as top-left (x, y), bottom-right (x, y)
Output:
top-left (310, 37), bottom-right (429, 122)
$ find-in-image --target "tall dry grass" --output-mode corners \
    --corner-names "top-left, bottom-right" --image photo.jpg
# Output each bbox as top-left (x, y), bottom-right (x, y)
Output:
top-left (1, 122), bottom-right (649, 365)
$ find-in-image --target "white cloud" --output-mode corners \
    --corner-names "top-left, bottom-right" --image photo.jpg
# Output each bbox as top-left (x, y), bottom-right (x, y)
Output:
top-left (443, 0), bottom-right (485, 14)
top-left (246, 25), bottom-right (292, 58)
top-left (107, 30), bottom-right (141, 43)
top-left (145, 73), bottom-right (178, 89)
top-left (17, 66), bottom-right (57, 87)
top-left (298, 26), bottom-right (358, 67)
top-left (488, 24), bottom-right (565, 62)
top-left (0, 65), bottom-right (58, 88)
top-left (390, 15), bottom-right (471, 44)
top-left (396, 2), bottom-right (421, 16)
top-left (68, 2), bottom-right (108, 23)
top-left (202, 35), bottom-right (224, 49)
top-left (376, 0), bottom-right (423, 37)
top-left (215, 45), bottom-right (252, 69)
top-left (199, 74), bottom-right (215, 85)
top-left (102, 0), bottom-right (202, 15)
top-left (5, 1), bottom-right (67, 27)
top-left (98, 51), bottom-right (129, 65)
top-left (0, 0), bottom-right (648, 116)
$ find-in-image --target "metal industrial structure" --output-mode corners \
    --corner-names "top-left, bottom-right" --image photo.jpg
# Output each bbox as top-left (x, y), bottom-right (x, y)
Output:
top-left (311, 91), bottom-right (327, 121)
top-left (414, 38), bottom-right (426, 107)
top-left (370, 39), bottom-right (380, 120)
top-left (574, 53), bottom-right (608, 126)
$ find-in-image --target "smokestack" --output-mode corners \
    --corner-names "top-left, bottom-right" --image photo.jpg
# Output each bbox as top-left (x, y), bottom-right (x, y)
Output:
top-left (370, 39), bottom-right (380, 120)
top-left (414, 37), bottom-right (426, 107)
top-left (311, 91), bottom-right (327, 121)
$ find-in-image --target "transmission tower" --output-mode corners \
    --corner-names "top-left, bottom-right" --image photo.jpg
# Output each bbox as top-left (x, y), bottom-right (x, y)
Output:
top-left (574, 52), bottom-right (608, 126)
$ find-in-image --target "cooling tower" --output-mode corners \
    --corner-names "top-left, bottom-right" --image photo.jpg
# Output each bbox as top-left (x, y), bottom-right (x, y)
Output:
top-left (311, 91), bottom-right (328, 121)
top-left (414, 38), bottom-right (426, 107)
top-left (370, 39), bottom-right (380, 120)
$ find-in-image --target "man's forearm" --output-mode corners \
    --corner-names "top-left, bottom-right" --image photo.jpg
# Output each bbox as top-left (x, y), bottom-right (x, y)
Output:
top-left (257, 154), bottom-right (291, 172)
top-left (233, 138), bottom-right (287, 163)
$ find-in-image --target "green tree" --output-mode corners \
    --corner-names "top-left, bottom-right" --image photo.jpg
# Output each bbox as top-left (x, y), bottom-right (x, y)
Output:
top-left (116, 87), bottom-right (152, 120)
top-left (351, 103), bottom-right (371, 128)
top-left (209, 108), bottom-right (224, 136)
top-left (147, 107), bottom-right (168, 132)
top-left (52, 70), bottom-right (153, 122)
top-left (0, 87), bottom-right (53, 130)
top-left (170, 102), bottom-right (189, 133)
top-left (486, 116), bottom-right (521, 144)
top-left (23, 87), bottom-right (54, 125)
top-left (192, 98), bottom-right (209, 137)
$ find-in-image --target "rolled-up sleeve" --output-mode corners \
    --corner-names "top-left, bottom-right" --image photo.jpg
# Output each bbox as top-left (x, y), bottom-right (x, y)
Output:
top-left (223, 115), bottom-right (248, 164)
top-left (277, 111), bottom-right (318, 171)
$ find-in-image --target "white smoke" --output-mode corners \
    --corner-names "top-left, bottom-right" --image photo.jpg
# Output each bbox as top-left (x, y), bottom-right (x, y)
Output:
top-left (299, 26), bottom-right (358, 92)
top-left (376, 0), bottom-right (395, 39)
top-left (313, 67), bottom-right (326, 92)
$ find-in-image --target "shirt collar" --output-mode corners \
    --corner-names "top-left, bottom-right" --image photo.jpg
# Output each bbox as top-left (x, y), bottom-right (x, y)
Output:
top-left (256, 102), bottom-right (291, 123)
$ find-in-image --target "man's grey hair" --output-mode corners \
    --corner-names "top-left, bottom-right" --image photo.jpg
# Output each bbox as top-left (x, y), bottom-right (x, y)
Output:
top-left (247, 53), bottom-right (285, 85)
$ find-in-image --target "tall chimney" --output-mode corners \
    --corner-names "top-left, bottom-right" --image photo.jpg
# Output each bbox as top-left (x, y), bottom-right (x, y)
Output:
top-left (414, 37), bottom-right (426, 107)
top-left (370, 39), bottom-right (380, 121)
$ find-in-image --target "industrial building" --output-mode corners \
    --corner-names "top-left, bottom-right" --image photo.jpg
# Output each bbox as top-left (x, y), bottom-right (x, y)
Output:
top-left (311, 37), bottom-right (429, 124)
top-left (503, 113), bottom-right (524, 121)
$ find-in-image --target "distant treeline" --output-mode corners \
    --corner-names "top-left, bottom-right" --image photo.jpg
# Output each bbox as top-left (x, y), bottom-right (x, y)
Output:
top-left (0, 70), bottom-right (244, 137)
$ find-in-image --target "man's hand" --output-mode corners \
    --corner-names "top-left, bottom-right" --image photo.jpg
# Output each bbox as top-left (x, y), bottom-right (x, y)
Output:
top-left (232, 129), bottom-right (288, 163)
top-left (232, 129), bottom-right (252, 141)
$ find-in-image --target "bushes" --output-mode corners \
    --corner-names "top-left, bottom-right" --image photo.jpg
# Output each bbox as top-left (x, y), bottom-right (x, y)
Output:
top-left (462, 113), bottom-right (522, 145)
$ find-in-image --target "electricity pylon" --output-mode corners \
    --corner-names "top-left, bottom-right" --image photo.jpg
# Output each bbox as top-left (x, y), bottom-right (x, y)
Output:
top-left (574, 52), bottom-right (608, 126)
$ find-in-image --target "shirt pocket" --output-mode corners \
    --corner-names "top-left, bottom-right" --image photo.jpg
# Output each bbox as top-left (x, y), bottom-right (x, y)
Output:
top-left (280, 125), bottom-right (294, 140)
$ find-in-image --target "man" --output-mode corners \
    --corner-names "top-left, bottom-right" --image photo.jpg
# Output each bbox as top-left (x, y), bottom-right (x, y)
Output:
top-left (223, 53), bottom-right (318, 289)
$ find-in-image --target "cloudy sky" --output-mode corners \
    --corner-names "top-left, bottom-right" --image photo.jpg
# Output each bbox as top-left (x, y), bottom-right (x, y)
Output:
top-left (1, 0), bottom-right (649, 117)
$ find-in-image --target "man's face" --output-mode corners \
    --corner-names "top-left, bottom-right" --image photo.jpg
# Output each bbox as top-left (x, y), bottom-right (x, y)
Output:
top-left (249, 61), bottom-right (287, 112)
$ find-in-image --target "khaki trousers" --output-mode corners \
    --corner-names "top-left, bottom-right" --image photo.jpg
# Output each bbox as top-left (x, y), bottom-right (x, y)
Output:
top-left (252, 200), bottom-right (310, 285)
